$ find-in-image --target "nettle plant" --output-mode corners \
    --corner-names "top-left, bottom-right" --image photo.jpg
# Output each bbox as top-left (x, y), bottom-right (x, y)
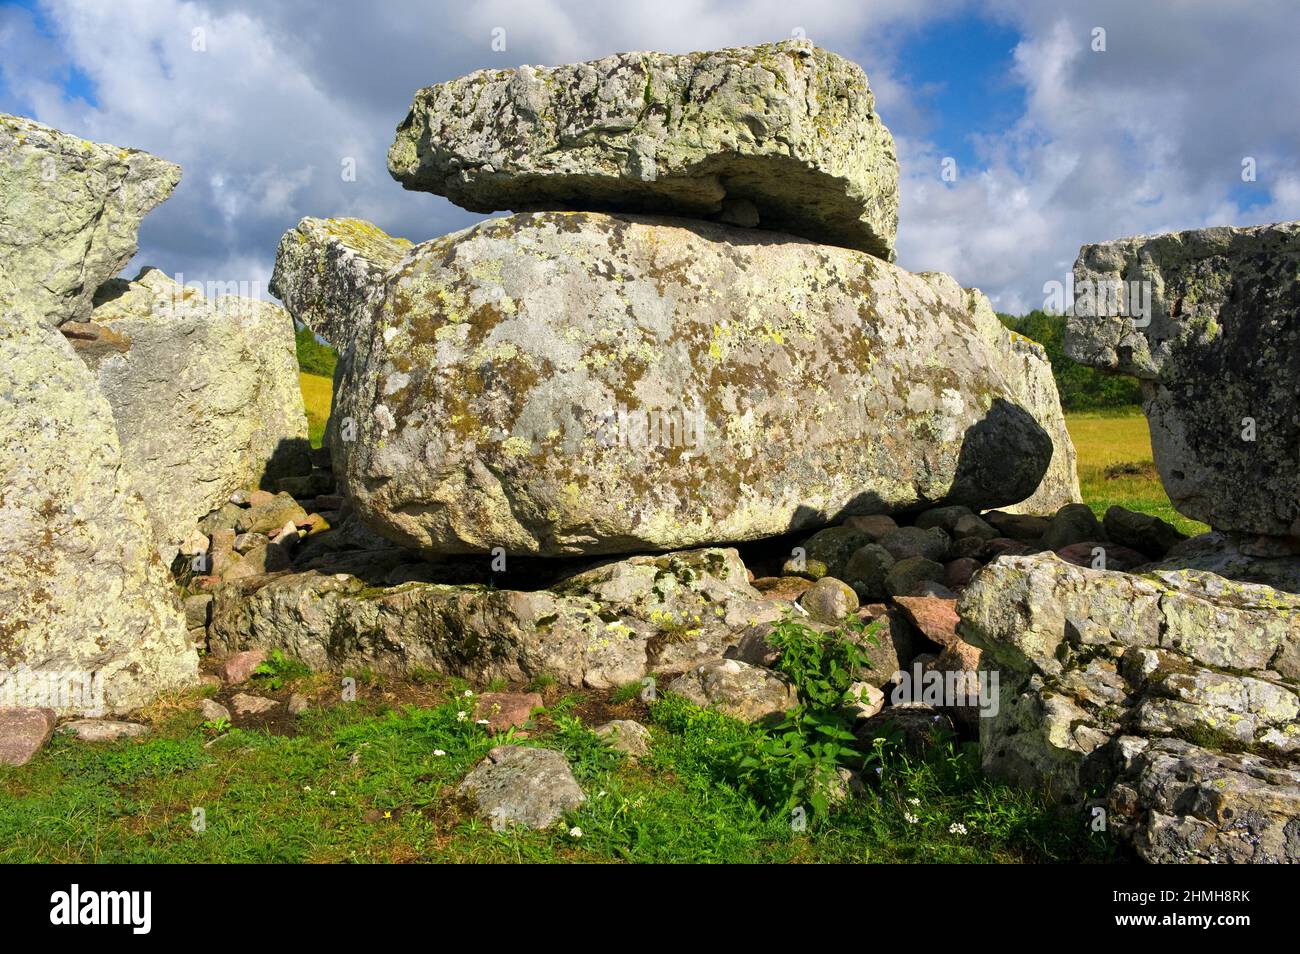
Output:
top-left (738, 612), bottom-right (882, 820)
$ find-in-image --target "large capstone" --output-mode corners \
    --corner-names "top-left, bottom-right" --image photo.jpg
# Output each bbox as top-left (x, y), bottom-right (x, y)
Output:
top-left (387, 40), bottom-right (899, 259)
top-left (0, 113), bottom-right (180, 328)
top-left (69, 268), bottom-right (311, 559)
top-left (1065, 221), bottom-right (1300, 536)
top-left (274, 211), bottom-right (1069, 557)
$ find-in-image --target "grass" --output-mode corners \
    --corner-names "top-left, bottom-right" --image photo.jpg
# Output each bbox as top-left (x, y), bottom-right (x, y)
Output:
top-left (1064, 408), bottom-right (1208, 537)
top-left (0, 679), bottom-right (1114, 863)
top-left (299, 372), bottom-right (332, 449)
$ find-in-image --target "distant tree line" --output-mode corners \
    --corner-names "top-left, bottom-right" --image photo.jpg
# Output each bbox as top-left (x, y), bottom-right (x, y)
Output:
top-left (295, 322), bottom-right (338, 378)
top-left (998, 310), bottom-right (1142, 411)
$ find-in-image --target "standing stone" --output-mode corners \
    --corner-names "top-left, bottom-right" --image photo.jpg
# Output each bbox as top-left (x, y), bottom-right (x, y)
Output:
top-left (72, 268), bottom-right (310, 558)
top-left (388, 40), bottom-right (899, 258)
top-left (1066, 221), bottom-right (1300, 536)
top-left (0, 313), bottom-right (197, 714)
top-left (273, 211), bottom-right (1061, 557)
top-left (0, 113), bottom-right (180, 327)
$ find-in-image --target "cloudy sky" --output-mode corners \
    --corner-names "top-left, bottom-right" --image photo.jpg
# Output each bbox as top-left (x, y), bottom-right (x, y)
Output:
top-left (2, 0), bottom-right (1297, 314)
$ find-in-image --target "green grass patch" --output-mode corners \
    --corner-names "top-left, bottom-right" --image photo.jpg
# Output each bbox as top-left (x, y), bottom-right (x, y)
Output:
top-left (0, 685), bottom-right (1115, 863)
top-left (299, 372), bottom-right (332, 449)
top-left (1066, 409), bottom-right (1207, 537)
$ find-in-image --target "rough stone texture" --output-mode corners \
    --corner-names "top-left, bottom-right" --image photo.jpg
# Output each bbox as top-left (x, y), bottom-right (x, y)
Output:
top-left (70, 268), bottom-right (310, 558)
top-left (274, 211), bottom-right (1071, 557)
top-left (1042, 502), bottom-right (1105, 550)
top-left (209, 547), bottom-right (780, 689)
top-left (854, 704), bottom-right (955, 755)
top-left (199, 698), bottom-right (231, 723)
top-left (1102, 505), bottom-right (1187, 560)
top-left (219, 650), bottom-right (267, 686)
top-left (892, 595), bottom-right (961, 648)
top-left (1145, 532), bottom-right (1300, 594)
top-left (799, 577), bottom-right (858, 623)
top-left (595, 719), bottom-right (651, 757)
top-left (458, 745), bottom-right (586, 829)
top-left (879, 526), bottom-right (949, 563)
top-left (951, 279), bottom-right (1082, 515)
top-left (1054, 541), bottom-right (1147, 572)
top-left (666, 657), bottom-right (797, 722)
top-left (0, 113), bottom-right (180, 327)
top-left (474, 691), bottom-right (542, 733)
top-left (0, 313), bottom-right (197, 715)
top-left (270, 216), bottom-right (412, 349)
top-left (230, 692), bottom-right (277, 716)
top-left (0, 707), bottom-right (56, 766)
top-left (388, 41), bottom-right (899, 258)
top-left (58, 719), bottom-right (149, 742)
top-left (842, 544), bottom-right (894, 601)
top-left (884, 556), bottom-right (945, 597)
top-left (960, 553), bottom-right (1300, 861)
top-left (1066, 221), bottom-right (1300, 535)
top-left (1110, 737), bottom-right (1300, 863)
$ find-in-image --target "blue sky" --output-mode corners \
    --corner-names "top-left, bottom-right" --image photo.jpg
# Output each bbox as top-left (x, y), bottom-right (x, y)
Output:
top-left (3, 0), bottom-right (1297, 314)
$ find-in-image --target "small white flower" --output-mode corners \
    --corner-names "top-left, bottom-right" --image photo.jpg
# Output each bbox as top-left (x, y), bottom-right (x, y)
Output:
top-left (303, 785), bottom-right (312, 792)
top-left (457, 710), bottom-right (468, 722)
top-left (476, 718), bottom-right (490, 725)
top-left (949, 822), bottom-right (968, 835)
top-left (907, 797), bottom-right (920, 806)
top-left (904, 812), bottom-right (919, 825)
top-left (433, 749), bottom-right (447, 757)
top-left (463, 689), bottom-right (474, 697)
top-left (568, 826), bottom-right (583, 838)
top-left (330, 790), bottom-right (337, 796)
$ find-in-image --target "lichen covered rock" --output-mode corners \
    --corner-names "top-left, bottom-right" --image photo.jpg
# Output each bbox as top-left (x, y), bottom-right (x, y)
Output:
top-left (388, 40), bottom-right (898, 258)
top-left (0, 113), bottom-right (180, 328)
top-left (0, 311), bottom-right (197, 714)
top-left (1066, 221), bottom-right (1300, 535)
top-left (71, 268), bottom-right (310, 558)
top-left (275, 211), bottom-right (1066, 557)
top-left (959, 553), bottom-right (1300, 862)
top-left (208, 547), bottom-right (781, 688)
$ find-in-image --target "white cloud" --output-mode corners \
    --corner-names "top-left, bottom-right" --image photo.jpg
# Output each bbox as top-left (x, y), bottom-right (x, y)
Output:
top-left (2, 0), bottom-right (1295, 316)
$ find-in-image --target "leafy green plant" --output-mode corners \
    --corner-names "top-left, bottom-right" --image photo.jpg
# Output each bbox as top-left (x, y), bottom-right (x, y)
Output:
top-left (252, 650), bottom-right (311, 691)
top-left (546, 715), bottom-right (624, 782)
top-left (737, 614), bottom-right (882, 820)
top-left (201, 717), bottom-right (231, 736)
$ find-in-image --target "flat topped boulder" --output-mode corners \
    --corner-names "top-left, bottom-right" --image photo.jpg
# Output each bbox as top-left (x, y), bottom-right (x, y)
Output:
top-left (387, 40), bottom-right (898, 258)
top-left (0, 113), bottom-right (180, 327)
top-left (273, 211), bottom-right (1067, 557)
top-left (1065, 220), bottom-right (1300, 536)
